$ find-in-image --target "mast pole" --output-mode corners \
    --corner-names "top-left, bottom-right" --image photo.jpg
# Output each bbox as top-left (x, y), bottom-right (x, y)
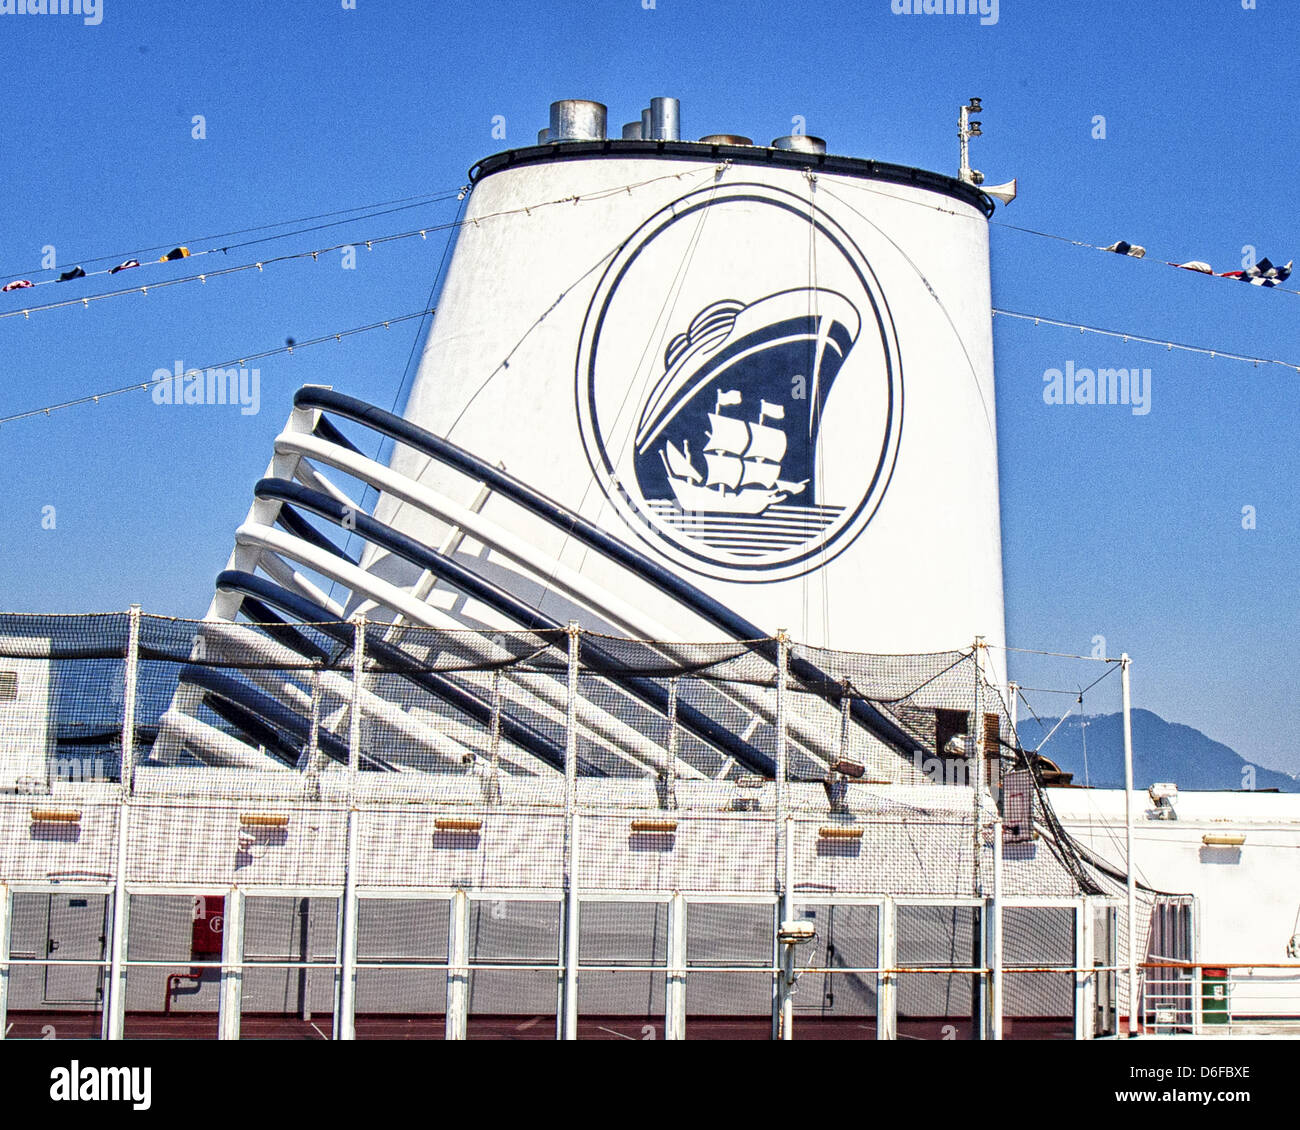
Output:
top-left (1121, 653), bottom-right (1139, 1036)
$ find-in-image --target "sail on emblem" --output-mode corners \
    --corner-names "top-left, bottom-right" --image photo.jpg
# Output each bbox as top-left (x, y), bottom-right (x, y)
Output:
top-left (631, 288), bottom-right (860, 552)
top-left (659, 390), bottom-right (807, 514)
top-left (575, 180), bottom-right (904, 584)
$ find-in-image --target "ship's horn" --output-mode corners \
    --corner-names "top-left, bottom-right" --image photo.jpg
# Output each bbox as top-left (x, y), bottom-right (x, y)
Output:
top-left (984, 178), bottom-right (1017, 206)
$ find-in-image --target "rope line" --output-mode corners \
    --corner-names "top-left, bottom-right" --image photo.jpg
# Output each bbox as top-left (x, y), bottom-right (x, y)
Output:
top-left (0, 309), bottom-right (436, 426)
top-left (992, 642), bottom-right (1121, 662)
top-left (993, 308), bottom-right (1300, 372)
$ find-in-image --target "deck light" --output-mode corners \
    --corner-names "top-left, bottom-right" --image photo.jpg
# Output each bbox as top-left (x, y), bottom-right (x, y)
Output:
top-left (818, 825), bottom-right (864, 840)
top-left (30, 808), bottom-right (81, 825)
top-left (239, 812), bottom-right (290, 828)
top-left (630, 818), bottom-right (677, 833)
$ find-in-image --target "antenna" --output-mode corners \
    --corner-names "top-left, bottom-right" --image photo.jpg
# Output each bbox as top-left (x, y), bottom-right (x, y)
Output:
top-left (958, 98), bottom-right (1017, 205)
top-left (958, 97), bottom-right (982, 185)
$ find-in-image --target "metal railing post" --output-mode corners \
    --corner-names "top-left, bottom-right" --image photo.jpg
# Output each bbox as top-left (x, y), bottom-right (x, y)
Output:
top-left (0, 883), bottom-right (10, 1040)
top-left (336, 811), bottom-right (359, 1041)
top-left (218, 886), bottom-right (245, 1039)
top-left (777, 816), bottom-right (797, 1042)
top-left (665, 676), bottom-right (679, 808)
top-left (349, 613), bottom-right (365, 792)
top-left (104, 603), bottom-right (140, 1045)
top-left (561, 620), bottom-right (580, 1040)
top-left (1121, 653), bottom-right (1138, 1035)
top-left (332, 612), bottom-right (366, 1041)
top-left (972, 636), bottom-right (988, 833)
top-left (565, 620), bottom-right (579, 811)
top-left (103, 603), bottom-right (143, 1041)
top-left (1075, 897), bottom-right (1096, 1040)
top-left (103, 803), bottom-right (130, 1040)
top-left (972, 636), bottom-right (988, 1038)
top-left (665, 891), bottom-right (686, 1040)
top-left (775, 630), bottom-right (789, 831)
top-left (772, 630), bottom-right (790, 1041)
top-left (987, 820), bottom-right (1003, 1040)
top-left (1191, 898), bottom-right (1204, 1036)
top-left (446, 889), bottom-right (469, 1040)
top-left (878, 898), bottom-right (897, 1040)
top-left (121, 604), bottom-right (141, 794)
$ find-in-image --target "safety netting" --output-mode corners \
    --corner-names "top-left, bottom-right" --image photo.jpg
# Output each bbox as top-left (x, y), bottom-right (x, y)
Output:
top-left (0, 611), bottom-right (1166, 1040)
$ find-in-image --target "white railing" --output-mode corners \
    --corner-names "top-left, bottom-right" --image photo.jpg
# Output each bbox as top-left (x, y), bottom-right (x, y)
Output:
top-left (1142, 961), bottom-right (1300, 1035)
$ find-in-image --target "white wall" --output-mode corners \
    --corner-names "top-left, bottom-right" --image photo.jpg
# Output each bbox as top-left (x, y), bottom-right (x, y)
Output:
top-left (1051, 787), bottom-right (1300, 1017)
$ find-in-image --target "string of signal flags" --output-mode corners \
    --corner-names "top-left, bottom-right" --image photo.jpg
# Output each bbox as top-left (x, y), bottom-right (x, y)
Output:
top-left (0, 166), bottom-right (1295, 428)
top-left (13, 232), bottom-right (1281, 297)
top-left (1, 166), bottom-right (1294, 306)
top-left (813, 174), bottom-right (1298, 296)
top-left (993, 226), bottom-right (1294, 293)
top-left (0, 189), bottom-right (467, 294)
top-left (0, 166), bottom-right (719, 323)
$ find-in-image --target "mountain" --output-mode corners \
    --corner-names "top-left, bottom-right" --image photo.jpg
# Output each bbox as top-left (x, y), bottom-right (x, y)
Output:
top-left (1014, 708), bottom-right (1299, 793)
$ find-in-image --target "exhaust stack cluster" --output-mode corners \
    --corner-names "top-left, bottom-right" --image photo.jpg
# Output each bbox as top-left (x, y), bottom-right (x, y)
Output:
top-left (537, 96), bottom-right (826, 151)
top-left (543, 97), bottom-right (682, 143)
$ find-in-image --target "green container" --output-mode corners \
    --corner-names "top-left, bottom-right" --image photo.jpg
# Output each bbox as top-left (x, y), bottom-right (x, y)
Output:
top-left (1201, 967), bottom-right (1229, 1025)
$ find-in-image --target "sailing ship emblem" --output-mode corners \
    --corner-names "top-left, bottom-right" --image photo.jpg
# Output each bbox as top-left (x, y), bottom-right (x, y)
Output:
top-left (659, 390), bottom-right (807, 515)
top-left (630, 287), bottom-right (860, 558)
top-left (575, 180), bottom-right (904, 583)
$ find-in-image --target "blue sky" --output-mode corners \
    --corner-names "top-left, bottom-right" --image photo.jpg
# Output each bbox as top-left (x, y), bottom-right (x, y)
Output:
top-left (0, 0), bottom-right (1296, 773)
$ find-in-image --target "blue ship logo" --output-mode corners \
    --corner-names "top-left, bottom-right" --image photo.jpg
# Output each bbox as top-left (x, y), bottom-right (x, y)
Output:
top-left (576, 182), bottom-right (903, 583)
top-left (635, 289), bottom-right (859, 559)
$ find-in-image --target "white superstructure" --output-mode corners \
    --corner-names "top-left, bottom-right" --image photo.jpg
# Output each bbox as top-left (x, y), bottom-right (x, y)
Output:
top-left (1052, 786), bottom-right (1300, 1026)
top-left (373, 104), bottom-right (1006, 658)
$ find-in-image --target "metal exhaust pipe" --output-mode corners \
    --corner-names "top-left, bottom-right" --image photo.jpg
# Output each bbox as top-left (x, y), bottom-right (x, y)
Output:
top-left (648, 96), bottom-right (680, 141)
top-left (548, 99), bottom-right (607, 142)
